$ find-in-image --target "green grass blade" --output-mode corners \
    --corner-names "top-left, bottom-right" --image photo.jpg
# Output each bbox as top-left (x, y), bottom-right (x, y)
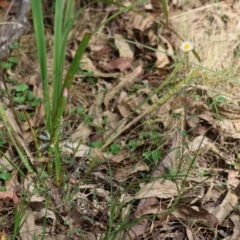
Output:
top-left (160, 0), bottom-right (168, 22)
top-left (63, 32), bottom-right (92, 90)
top-left (52, 0), bottom-right (65, 117)
top-left (54, 144), bottom-right (61, 185)
top-left (49, 33), bottom-right (91, 146)
top-left (63, 0), bottom-right (74, 29)
top-left (30, 0), bottom-right (51, 131)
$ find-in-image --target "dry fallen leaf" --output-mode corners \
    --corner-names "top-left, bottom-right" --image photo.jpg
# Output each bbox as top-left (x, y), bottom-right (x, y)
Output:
top-left (61, 141), bottom-right (90, 157)
top-left (189, 135), bottom-right (234, 165)
top-left (122, 179), bottom-right (178, 203)
top-left (172, 205), bottom-right (218, 227)
top-left (0, 190), bottom-right (19, 204)
top-left (114, 33), bottom-right (135, 59)
top-left (0, 229), bottom-right (6, 240)
top-left (114, 162), bottom-right (149, 182)
top-left (103, 57), bottom-right (132, 72)
top-left (19, 209), bottom-right (43, 240)
top-left (79, 55), bottom-right (119, 78)
top-left (230, 213), bottom-right (240, 240)
top-left (209, 189), bottom-right (238, 224)
top-left (104, 64), bottom-right (143, 108)
top-left (217, 119), bottom-right (240, 139)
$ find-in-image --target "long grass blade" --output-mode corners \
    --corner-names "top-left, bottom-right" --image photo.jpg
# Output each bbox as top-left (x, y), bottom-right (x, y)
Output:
top-left (52, 0), bottom-right (65, 117)
top-left (160, 0), bottom-right (168, 22)
top-left (29, 0), bottom-right (51, 132)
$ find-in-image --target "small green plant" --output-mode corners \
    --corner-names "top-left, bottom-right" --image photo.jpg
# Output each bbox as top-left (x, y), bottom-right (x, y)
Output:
top-left (1, 56), bottom-right (19, 70)
top-left (0, 172), bottom-right (11, 191)
top-left (12, 83), bottom-right (41, 107)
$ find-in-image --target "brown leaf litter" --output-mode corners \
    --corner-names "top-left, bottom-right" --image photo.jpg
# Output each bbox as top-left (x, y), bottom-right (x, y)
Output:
top-left (1, 0), bottom-right (240, 239)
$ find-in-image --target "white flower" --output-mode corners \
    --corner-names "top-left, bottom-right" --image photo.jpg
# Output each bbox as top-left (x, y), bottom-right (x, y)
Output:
top-left (180, 41), bottom-right (194, 53)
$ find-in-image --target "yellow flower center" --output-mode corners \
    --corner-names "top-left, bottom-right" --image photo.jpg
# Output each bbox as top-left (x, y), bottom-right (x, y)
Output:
top-left (183, 44), bottom-right (191, 50)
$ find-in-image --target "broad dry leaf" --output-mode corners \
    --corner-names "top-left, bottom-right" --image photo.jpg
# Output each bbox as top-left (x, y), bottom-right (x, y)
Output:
top-left (92, 82), bottom-right (105, 127)
top-left (122, 179), bottom-right (178, 203)
top-left (172, 205), bottom-right (218, 227)
top-left (60, 141), bottom-right (90, 157)
top-left (114, 33), bottom-right (134, 59)
top-left (186, 228), bottom-right (197, 240)
top-left (0, 0), bottom-right (10, 9)
top-left (104, 57), bottom-right (132, 72)
top-left (154, 35), bottom-right (173, 69)
top-left (152, 130), bottom-right (180, 177)
top-left (111, 149), bottom-right (131, 163)
top-left (93, 188), bottom-right (110, 202)
top-left (19, 209), bottom-right (43, 240)
top-left (5, 170), bottom-right (20, 192)
top-left (189, 136), bottom-right (211, 151)
top-left (209, 189), bottom-right (238, 224)
top-left (115, 219), bottom-right (148, 240)
top-left (104, 64), bottom-right (143, 108)
top-left (33, 208), bottom-right (56, 232)
top-left (79, 56), bottom-right (118, 78)
top-left (70, 122), bottom-right (92, 143)
top-left (117, 91), bottom-right (132, 117)
top-left (135, 202), bottom-right (164, 218)
top-left (0, 190), bottom-right (19, 204)
top-left (114, 162), bottom-right (150, 182)
top-left (103, 111), bottom-right (121, 137)
top-left (218, 119), bottom-right (240, 139)
top-left (0, 229), bottom-right (6, 240)
top-left (189, 135), bottom-right (234, 165)
top-left (230, 213), bottom-right (240, 240)
top-left (154, 44), bottom-right (170, 68)
top-left (127, 95), bottom-right (152, 114)
top-left (227, 171), bottom-right (239, 189)
top-left (128, 12), bottom-right (153, 32)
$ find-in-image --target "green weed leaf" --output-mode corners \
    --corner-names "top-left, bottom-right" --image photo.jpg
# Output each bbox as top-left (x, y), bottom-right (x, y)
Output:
top-left (15, 84), bottom-right (29, 92)
top-left (0, 172), bottom-right (11, 181)
top-left (110, 144), bottom-right (121, 154)
top-left (30, 98), bottom-right (42, 107)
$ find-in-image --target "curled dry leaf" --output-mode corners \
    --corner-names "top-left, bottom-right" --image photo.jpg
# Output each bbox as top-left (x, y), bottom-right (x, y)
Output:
top-left (60, 141), bottom-right (90, 157)
top-left (79, 56), bottom-right (119, 78)
top-left (122, 179), bottom-right (178, 203)
top-left (230, 213), bottom-right (240, 239)
top-left (70, 118), bottom-right (92, 143)
top-left (0, 190), bottom-right (19, 204)
top-left (103, 111), bottom-right (121, 136)
top-left (209, 189), bottom-right (238, 224)
top-left (104, 64), bottom-right (143, 108)
top-left (114, 33), bottom-right (134, 59)
top-left (114, 162), bottom-right (150, 182)
top-left (103, 57), bottom-right (132, 72)
top-left (135, 202), bottom-right (163, 218)
top-left (116, 219), bottom-right (148, 240)
top-left (127, 11), bottom-right (153, 32)
top-left (227, 171), bottom-right (239, 189)
top-left (0, 0), bottom-right (10, 9)
top-left (117, 91), bottom-right (132, 117)
top-left (218, 119), bottom-right (240, 139)
top-left (189, 135), bottom-right (234, 165)
top-left (172, 205), bottom-right (218, 227)
top-left (20, 209), bottom-right (43, 240)
top-left (34, 208), bottom-right (56, 231)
